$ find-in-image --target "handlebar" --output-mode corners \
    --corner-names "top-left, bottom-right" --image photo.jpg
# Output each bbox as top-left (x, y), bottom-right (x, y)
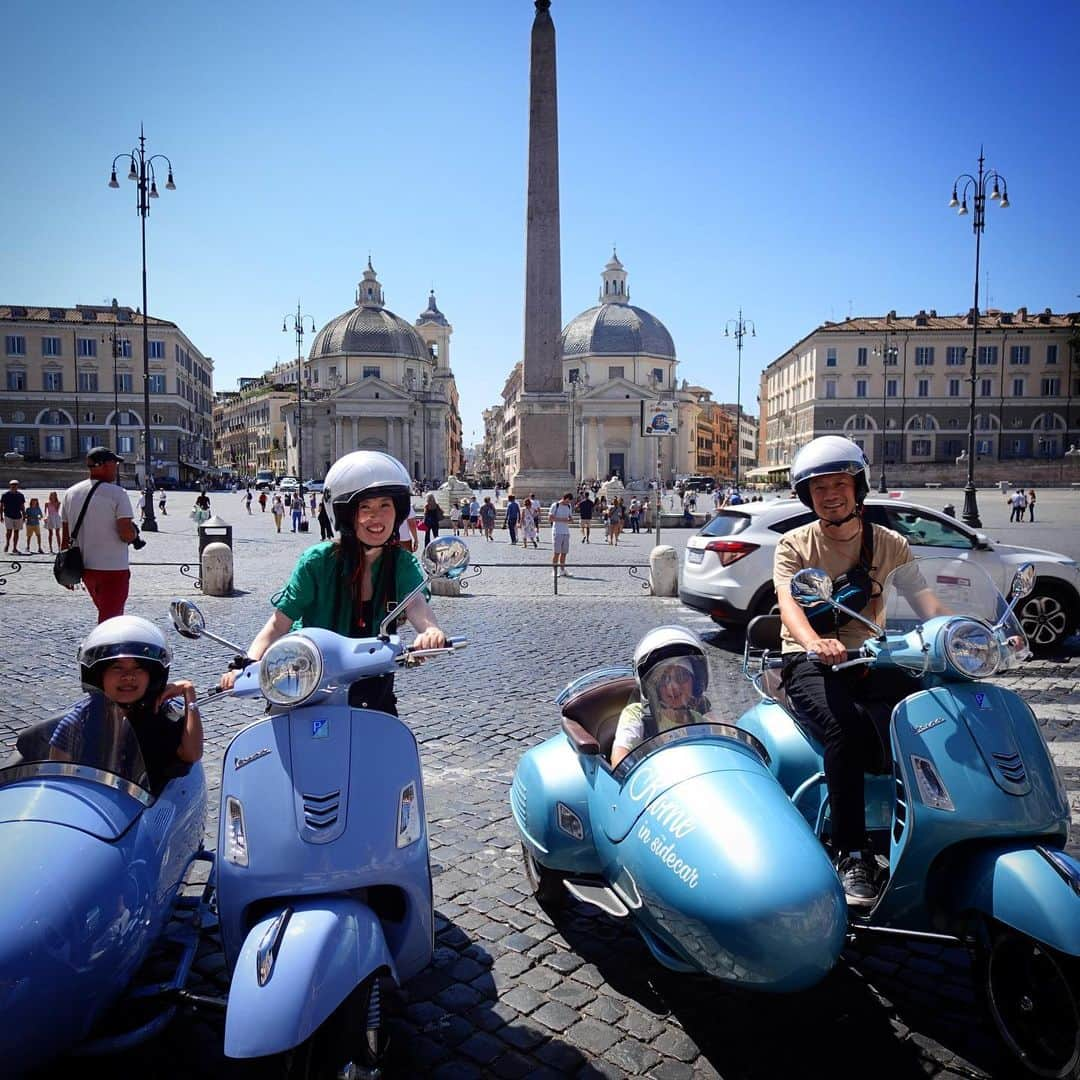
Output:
top-left (399, 636), bottom-right (469, 664)
top-left (805, 648), bottom-right (873, 673)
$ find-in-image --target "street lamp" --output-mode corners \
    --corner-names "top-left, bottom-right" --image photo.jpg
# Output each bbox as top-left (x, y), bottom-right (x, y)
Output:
top-left (283, 303), bottom-right (317, 485)
top-left (724, 310), bottom-right (755, 490)
top-left (872, 337), bottom-right (898, 492)
top-left (108, 127), bottom-right (175, 531)
top-left (567, 371), bottom-right (589, 483)
top-left (949, 148), bottom-right (1009, 528)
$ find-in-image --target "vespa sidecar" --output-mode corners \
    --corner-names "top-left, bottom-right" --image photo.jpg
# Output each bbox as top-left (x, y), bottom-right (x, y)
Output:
top-left (0, 713), bottom-right (207, 1076)
top-left (511, 667), bottom-right (848, 991)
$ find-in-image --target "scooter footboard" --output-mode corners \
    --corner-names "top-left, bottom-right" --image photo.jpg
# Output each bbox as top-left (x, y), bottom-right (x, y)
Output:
top-left (944, 844), bottom-right (1080, 956)
top-left (224, 898), bottom-right (397, 1059)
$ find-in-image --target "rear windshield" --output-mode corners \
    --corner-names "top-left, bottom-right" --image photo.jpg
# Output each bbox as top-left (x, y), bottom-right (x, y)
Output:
top-left (767, 510), bottom-right (816, 534)
top-left (699, 512), bottom-right (750, 538)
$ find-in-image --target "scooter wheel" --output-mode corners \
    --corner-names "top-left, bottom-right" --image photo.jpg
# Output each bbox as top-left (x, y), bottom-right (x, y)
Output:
top-left (982, 926), bottom-right (1080, 1079)
top-left (520, 841), bottom-right (567, 909)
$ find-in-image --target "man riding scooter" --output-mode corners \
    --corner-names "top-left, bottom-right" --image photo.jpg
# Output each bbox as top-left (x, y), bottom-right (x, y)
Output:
top-left (775, 436), bottom-right (948, 908)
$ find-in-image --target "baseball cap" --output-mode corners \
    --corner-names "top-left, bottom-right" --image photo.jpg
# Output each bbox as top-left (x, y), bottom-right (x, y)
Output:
top-left (87, 446), bottom-right (124, 466)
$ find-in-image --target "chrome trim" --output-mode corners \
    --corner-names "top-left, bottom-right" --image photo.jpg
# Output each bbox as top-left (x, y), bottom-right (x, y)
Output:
top-left (1038, 845), bottom-right (1080, 897)
top-left (256, 908), bottom-right (293, 986)
top-left (614, 722), bottom-right (770, 779)
top-left (0, 761), bottom-right (152, 804)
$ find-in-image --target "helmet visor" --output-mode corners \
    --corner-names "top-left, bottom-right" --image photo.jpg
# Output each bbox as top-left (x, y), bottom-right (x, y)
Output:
top-left (642, 656), bottom-right (704, 714)
top-left (80, 640), bottom-right (170, 670)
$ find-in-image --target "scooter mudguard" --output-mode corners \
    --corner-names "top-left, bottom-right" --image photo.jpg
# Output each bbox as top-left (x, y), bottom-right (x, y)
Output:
top-left (224, 898), bottom-right (397, 1059)
top-left (943, 844), bottom-right (1080, 957)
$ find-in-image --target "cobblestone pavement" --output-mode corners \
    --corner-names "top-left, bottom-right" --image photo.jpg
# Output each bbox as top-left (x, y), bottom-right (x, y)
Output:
top-left (3, 491), bottom-right (1078, 1079)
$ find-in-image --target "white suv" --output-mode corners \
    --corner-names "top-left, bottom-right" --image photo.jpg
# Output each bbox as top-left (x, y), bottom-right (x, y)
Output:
top-left (679, 497), bottom-right (1080, 651)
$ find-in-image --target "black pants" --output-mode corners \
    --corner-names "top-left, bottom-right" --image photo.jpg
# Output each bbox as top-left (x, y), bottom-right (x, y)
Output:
top-left (782, 656), bottom-right (914, 855)
top-left (508, 520), bottom-right (518, 544)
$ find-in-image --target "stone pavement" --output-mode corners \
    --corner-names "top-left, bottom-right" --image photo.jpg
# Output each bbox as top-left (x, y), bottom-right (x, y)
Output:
top-left (3, 490), bottom-right (1078, 1079)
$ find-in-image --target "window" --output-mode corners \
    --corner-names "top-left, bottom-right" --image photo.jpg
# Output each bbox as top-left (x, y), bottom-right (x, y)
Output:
top-left (651, 367), bottom-right (664, 383)
top-left (118, 410), bottom-right (137, 426)
top-left (1042, 378), bottom-right (1061, 397)
top-left (116, 338), bottom-right (132, 358)
top-left (43, 371), bottom-right (63, 391)
top-left (44, 434), bottom-right (65, 453)
top-left (977, 439), bottom-right (992, 455)
top-left (853, 415), bottom-right (868, 430)
top-left (857, 347), bottom-right (868, 367)
top-left (567, 368), bottom-right (580, 384)
top-left (886, 378), bottom-right (898, 398)
top-left (980, 378), bottom-right (992, 397)
top-left (79, 434), bottom-right (95, 454)
top-left (864, 506), bottom-right (973, 550)
top-left (914, 347), bottom-right (935, 366)
top-left (152, 412), bottom-right (166, 424)
top-left (917, 378), bottom-right (930, 397)
top-left (1047, 344), bottom-right (1058, 365)
top-left (826, 349), bottom-right (837, 368)
top-left (8, 434), bottom-right (29, 452)
top-left (42, 336), bottom-right (61, 357)
top-left (115, 372), bottom-right (133, 393)
top-left (5, 335), bottom-right (26, 356)
top-left (856, 379), bottom-right (867, 398)
top-left (946, 346), bottom-right (966, 366)
top-left (1009, 345), bottom-right (1030, 365)
top-left (883, 350), bottom-right (898, 366)
top-left (1012, 378), bottom-right (1025, 397)
top-left (362, 365), bottom-right (380, 379)
top-left (911, 439), bottom-right (931, 457)
top-left (975, 414), bottom-right (992, 431)
top-left (43, 409), bottom-right (64, 424)
top-left (148, 374), bottom-right (166, 394)
top-left (77, 337), bottom-right (97, 358)
top-left (607, 365), bottom-right (624, 380)
top-left (977, 346), bottom-right (998, 366)
top-left (83, 411), bottom-right (96, 423)
top-left (942, 439), bottom-right (963, 458)
top-left (148, 340), bottom-right (165, 359)
top-left (118, 436), bottom-right (135, 454)
top-left (825, 382), bottom-right (836, 399)
top-left (948, 378), bottom-right (961, 397)
top-left (6, 370), bottom-right (26, 391)
top-left (152, 436), bottom-right (167, 453)
top-left (78, 371), bottom-right (98, 392)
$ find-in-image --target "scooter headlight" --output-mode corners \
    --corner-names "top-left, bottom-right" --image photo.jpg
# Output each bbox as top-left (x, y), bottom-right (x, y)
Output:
top-left (942, 618), bottom-right (999, 679)
top-left (259, 636), bottom-right (323, 707)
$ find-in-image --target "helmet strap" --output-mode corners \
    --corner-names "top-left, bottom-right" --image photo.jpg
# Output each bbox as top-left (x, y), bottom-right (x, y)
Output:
top-left (821, 506), bottom-right (861, 528)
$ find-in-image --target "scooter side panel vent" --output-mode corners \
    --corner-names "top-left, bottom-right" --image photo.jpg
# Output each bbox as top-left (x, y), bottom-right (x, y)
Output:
top-left (892, 775), bottom-right (907, 845)
top-left (302, 790), bottom-right (341, 831)
top-left (511, 777), bottom-right (528, 831)
top-left (991, 752), bottom-right (1027, 790)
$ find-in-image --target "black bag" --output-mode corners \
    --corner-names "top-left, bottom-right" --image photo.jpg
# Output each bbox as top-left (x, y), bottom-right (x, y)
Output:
top-left (804, 518), bottom-right (879, 635)
top-left (298, 518), bottom-right (309, 533)
top-left (53, 481), bottom-right (104, 588)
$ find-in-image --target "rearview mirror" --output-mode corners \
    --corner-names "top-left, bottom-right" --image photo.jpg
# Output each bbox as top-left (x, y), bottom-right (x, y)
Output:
top-left (421, 536), bottom-right (470, 580)
top-left (1009, 563), bottom-right (1035, 603)
top-left (170, 599), bottom-right (206, 639)
top-left (790, 568), bottom-right (832, 608)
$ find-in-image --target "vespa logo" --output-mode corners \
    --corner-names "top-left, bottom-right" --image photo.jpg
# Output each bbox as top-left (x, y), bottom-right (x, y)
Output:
top-left (311, 718), bottom-right (329, 740)
top-left (912, 716), bottom-right (947, 735)
top-left (234, 747), bottom-right (271, 770)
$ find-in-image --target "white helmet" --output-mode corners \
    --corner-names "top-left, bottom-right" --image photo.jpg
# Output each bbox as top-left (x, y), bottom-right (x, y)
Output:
top-left (323, 450), bottom-right (413, 534)
top-left (632, 625), bottom-right (708, 698)
top-left (790, 435), bottom-right (870, 509)
top-left (78, 615), bottom-right (171, 693)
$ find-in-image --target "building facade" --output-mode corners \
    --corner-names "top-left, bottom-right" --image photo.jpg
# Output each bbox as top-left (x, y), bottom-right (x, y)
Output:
top-left (760, 308), bottom-right (1080, 474)
top-left (281, 262), bottom-right (463, 484)
top-left (213, 375), bottom-right (294, 480)
top-left (1, 302), bottom-right (213, 484)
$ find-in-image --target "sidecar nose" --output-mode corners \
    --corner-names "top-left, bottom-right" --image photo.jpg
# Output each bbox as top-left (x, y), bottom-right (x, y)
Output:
top-left (622, 770), bottom-right (847, 991)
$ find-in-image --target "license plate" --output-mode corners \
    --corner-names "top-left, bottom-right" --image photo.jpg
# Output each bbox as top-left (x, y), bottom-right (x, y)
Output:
top-left (687, 549), bottom-right (704, 563)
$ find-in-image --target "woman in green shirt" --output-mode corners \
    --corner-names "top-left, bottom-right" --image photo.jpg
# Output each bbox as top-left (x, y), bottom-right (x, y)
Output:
top-left (219, 451), bottom-right (446, 713)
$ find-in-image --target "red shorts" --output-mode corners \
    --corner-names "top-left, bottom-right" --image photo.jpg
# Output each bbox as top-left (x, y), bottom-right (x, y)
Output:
top-left (81, 568), bottom-right (131, 623)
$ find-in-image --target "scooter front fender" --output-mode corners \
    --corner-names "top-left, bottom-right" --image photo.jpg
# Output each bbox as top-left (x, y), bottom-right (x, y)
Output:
top-left (944, 844), bottom-right (1080, 957)
top-left (224, 898), bottom-right (397, 1059)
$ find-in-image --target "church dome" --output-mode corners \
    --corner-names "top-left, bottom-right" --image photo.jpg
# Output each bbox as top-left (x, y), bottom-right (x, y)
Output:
top-left (560, 253), bottom-right (676, 361)
top-left (309, 260), bottom-right (430, 363)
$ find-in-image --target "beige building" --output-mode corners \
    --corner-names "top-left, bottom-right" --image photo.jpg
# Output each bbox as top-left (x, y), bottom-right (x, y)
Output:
top-left (1, 301), bottom-right (213, 484)
top-left (760, 308), bottom-right (1080, 476)
top-left (213, 375), bottom-right (294, 479)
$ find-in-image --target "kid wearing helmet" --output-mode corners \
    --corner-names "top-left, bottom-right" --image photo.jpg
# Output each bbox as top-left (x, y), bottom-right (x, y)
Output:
top-left (218, 450), bottom-right (446, 712)
top-left (774, 436), bottom-right (946, 908)
top-left (49, 615), bottom-right (203, 793)
top-left (611, 625), bottom-right (716, 768)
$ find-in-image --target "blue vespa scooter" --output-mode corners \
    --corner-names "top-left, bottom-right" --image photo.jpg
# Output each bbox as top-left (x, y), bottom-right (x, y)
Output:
top-left (166, 535), bottom-right (469, 1075)
top-left (737, 556), bottom-right (1080, 1079)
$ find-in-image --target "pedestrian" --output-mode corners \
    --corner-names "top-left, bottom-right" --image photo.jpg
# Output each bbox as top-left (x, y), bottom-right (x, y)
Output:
top-left (24, 497), bottom-right (44, 553)
top-left (157, 489), bottom-right (168, 516)
top-left (1008, 488), bottom-right (1027, 524)
top-left (521, 498), bottom-right (538, 548)
top-left (627, 497), bottom-right (640, 534)
top-left (468, 495), bottom-right (481, 535)
top-left (642, 497), bottom-right (650, 531)
top-left (60, 447), bottom-right (139, 623)
top-left (44, 490), bottom-right (62, 552)
top-left (528, 493), bottom-right (541, 538)
top-left (399, 506), bottom-right (420, 552)
top-left (309, 490), bottom-right (317, 517)
top-left (505, 493), bottom-right (520, 545)
top-left (318, 494), bottom-right (334, 541)
top-left (423, 494), bottom-right (442, 540)
top-left (245, 488), bottom-right (253, 515)
top-left (449, 499), bottom-right (462, 536)
top-left (549, 492), bottom-right (574, 575)
top-left (271, 494), bottom-right (285, 532)
top-left (1027, 489), bottom-right (1036, 523)
top-left (577, 491), bottom-right (594, 543)
top-left (258, 490), bottom-right (268, 513)
top-left (479, 496), bottom-right (496, 540)
top-left (290, 492), bottom-right (304, 533)
top-left (216, 450), bottom-right (448, 713)
top-left (2, 479), bottom-right (26, 553)
top-left (609, 496), bottom-right (625, 545)
top-left (598, 496), bottom-right (611, 543)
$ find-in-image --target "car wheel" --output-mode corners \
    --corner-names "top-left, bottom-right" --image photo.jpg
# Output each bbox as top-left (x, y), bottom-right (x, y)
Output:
top-left (1017, 585), bottom-right (1073, 652)
top-left (752, 589), bottom-right (781, 620)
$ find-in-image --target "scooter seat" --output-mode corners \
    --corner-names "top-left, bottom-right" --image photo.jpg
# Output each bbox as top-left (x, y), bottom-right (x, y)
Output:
top-left (561, 676), bottom-right (639, 761)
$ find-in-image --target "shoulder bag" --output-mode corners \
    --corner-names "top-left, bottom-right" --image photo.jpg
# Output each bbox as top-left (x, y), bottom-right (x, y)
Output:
top-left (53, 481), bottom-right (104, 587)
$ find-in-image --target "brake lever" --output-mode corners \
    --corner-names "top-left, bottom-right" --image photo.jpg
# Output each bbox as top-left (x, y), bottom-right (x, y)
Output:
top-left (830, 656), bottom-right (874, 672)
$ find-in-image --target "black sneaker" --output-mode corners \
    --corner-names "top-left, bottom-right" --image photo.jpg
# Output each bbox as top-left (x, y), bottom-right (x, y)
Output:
top-left (836, 851), bottom-right (881, 909)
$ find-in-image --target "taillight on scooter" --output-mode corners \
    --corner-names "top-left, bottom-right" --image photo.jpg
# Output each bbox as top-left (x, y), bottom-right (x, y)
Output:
top-left (704, 540), bottom-right (759, 567)
top-left (225, 795), bottom-right (250, 866)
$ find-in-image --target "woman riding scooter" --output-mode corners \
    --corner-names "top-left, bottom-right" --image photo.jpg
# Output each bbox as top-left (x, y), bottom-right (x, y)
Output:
top-left (774, 436), bottom-right (947, 907)
top-left (219, 450), bottom-right (446, 709)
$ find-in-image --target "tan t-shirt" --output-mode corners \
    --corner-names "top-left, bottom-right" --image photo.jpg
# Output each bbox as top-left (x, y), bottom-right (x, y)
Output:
top-left (773, 520), bottom-right (912, 653)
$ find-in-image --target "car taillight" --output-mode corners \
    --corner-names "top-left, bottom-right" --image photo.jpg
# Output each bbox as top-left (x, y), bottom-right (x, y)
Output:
top-left (704, 540), bottom-right (759, 566)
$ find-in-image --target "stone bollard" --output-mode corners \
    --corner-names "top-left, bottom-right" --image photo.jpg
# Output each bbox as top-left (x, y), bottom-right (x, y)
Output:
top-left (648, 545), bottom-right (678, 597)
top-left (201, 541), bottom-right (234, 597)
top-left (429, 577), bottom-right (461, 598)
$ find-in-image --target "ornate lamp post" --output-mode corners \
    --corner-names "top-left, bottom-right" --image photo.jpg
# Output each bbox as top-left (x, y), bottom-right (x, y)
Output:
top-left (283, 303), bottom-right (317, 484)
top-left (872, 337), bottom-right (898, 492)
top-left (949, 149), bottom-right (1009, 528)
top-left (108, 126), bottom-right (175, 531)
top-left (724, 310), bottom-right (755, 490)
top-left (567, 371), bottom-right (589, 483)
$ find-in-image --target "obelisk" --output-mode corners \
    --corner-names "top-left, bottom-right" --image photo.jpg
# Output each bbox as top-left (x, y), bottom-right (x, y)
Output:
top-left (511, 0), bottom-right (570, 502)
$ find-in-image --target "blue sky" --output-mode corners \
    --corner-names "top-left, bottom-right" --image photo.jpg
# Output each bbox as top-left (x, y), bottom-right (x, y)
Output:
top-left (3, 0), bottom-right (1078, 448)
